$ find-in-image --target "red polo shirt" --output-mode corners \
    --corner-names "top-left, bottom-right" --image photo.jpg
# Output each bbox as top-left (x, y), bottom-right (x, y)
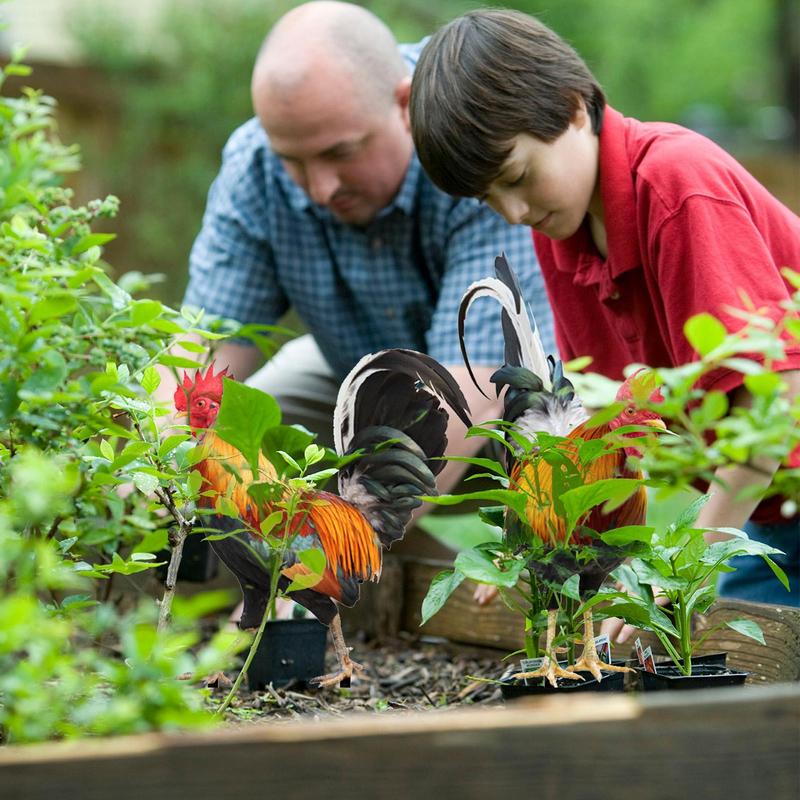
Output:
top-left (533, 106), bottom-right (800, 522)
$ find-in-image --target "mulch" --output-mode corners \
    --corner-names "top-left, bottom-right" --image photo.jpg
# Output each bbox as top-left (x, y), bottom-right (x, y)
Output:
top-left (212, 633), bottom-right (509, 724)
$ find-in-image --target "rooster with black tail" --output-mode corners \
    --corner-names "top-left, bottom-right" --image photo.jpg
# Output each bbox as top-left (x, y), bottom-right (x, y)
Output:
top-left (174, 350), bottom-right (471, 687)
top-left (460, 254), bottom-right (665, 686)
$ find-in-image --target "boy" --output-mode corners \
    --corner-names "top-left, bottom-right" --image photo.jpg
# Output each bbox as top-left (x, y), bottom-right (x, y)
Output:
top-left (409, 9), bottom-right (800, 611)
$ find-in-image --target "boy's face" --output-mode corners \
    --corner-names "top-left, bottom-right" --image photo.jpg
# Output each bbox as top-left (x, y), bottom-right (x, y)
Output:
top-left (480, 106), bottom-right (600, 240)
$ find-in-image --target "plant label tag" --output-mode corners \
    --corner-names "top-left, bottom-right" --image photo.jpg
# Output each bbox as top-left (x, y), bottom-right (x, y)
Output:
top-left (634, 637), bottom-right (645, 666)
top-left (519, 657), bottom-right (545, 687)
top-left (642, 646), bottom-right (657, 674)
top-left (593, 633), bottom-right (611, 664)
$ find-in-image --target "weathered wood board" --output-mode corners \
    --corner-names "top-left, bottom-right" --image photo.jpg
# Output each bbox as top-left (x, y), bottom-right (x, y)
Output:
top-left (1, 685), bottom-right (797, 800)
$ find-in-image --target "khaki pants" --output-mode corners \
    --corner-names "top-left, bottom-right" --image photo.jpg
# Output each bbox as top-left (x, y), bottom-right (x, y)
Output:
top-left (246, 334), bottom-right (338, 449)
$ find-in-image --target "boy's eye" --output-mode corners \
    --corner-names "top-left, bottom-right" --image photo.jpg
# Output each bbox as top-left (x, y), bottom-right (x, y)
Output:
top-left (507, 170), bottom-right (527, 187)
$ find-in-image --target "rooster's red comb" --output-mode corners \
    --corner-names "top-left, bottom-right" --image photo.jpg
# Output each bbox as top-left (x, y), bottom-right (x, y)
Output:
top-left (172, 362), bottom-right (232, 412)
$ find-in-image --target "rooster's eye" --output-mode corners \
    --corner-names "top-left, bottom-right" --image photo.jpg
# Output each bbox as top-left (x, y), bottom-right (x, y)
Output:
top-left (197, 399), bottom-right (206, 408)
top-left (625, 407), bottom-right (635, 416)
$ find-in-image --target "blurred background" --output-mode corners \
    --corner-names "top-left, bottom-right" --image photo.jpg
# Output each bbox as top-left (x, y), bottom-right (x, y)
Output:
top-left (1, 0), bottom-right (798, 307)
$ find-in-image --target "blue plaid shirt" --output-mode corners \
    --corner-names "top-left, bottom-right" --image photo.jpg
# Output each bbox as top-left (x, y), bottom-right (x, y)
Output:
top-left (184, 44), bottom-right (554, 379)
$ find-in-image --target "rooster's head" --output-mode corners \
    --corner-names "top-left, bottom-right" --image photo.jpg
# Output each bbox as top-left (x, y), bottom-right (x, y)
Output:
top-left (173, 362), bottom-right (231, 432)
top-left (608, 369), bottom-right (667, 455)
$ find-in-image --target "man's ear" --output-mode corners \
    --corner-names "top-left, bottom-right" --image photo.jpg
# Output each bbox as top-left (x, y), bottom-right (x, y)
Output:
top-left (395, 76), bottom-right (412, 131)
top-left (571, 96), bottom-right (590, 130)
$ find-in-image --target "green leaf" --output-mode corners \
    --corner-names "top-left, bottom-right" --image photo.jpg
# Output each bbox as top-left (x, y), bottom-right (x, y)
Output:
top-left (684, 313), bottom-right (727, 356)
top-left (762, 555), bottom-right (790, 592)
top-left (100, 440), bottom-right (115, 462)
top-left (158, 434), bottom-right (191, 460)
top-left (560, 574), bottom-right (581, 601)
top-left (561, 478), bottom-right (643, 535)
top-left (420, 569), bottom-right (466, 626)
top-left (599, 525), bottom-right (655, 546)
top-left (725, 618), bottom-right (766, 645)
top-left (29, 294), bottom-right (78, 323)
top-left (672, 494), bottom-right (711, 532)
top-left (744, 372), bottom-right (783, 397)
top-left (262, 424), bottom-right (316, 471)
top-left (454, 548), bottom-right (524, 588)
top-left (259, 510), bottom-right (283, 537)
top-left (72, 232), bottom-right (116, 254)
top-left (141, 366), bottom-right (161, 394)
top-left (132, 471), bottom-right (159, 495)
top-left (187, 469), bottom-right (204, 497)
top-left (157, 354), bottom-right (205, 369)
top-left (286, 573), bottom-right (324, 592)
top-left (215, 378), bottom-right (281, 475)
top-left (298, 548), bottom-right (327, 574)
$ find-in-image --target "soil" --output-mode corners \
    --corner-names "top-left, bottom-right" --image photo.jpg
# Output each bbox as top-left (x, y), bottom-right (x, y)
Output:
top-left (211, 633), bottom-right (508, 724)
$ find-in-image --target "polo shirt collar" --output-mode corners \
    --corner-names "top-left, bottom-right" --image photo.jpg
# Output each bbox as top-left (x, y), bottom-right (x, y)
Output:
top-left (275, 151), bottom-right (420, 221)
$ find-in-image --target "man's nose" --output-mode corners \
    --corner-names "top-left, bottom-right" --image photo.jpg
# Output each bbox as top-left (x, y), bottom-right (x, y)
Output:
top-left (305, 162), bottom-right (340, 206)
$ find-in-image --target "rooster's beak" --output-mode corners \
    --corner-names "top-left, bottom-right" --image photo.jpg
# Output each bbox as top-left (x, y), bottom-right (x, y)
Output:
top-left (642, 418), bottom-right (668, 431)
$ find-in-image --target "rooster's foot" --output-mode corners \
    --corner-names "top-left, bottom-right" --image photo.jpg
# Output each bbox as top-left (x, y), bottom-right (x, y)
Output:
top-left (516, 658), bottom-right (583, 688)
top-left (570, 652), bottom-right (634, 682)
top-left (310, 656), bottom-right (365, 689)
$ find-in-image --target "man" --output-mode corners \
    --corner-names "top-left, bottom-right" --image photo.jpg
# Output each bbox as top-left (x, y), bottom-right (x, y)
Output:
top-left (170, 1), bottom-right (554, 499)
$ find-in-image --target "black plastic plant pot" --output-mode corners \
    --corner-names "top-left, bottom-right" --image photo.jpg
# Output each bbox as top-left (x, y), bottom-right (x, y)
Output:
top-left (500, 660), bottom-right (627, 700)
top-left (156, 534), bottom-right (219, 583)
top-left (638, 654), bottom-right (747, 691)
top-left (246, 618), bottom-right (329, 690)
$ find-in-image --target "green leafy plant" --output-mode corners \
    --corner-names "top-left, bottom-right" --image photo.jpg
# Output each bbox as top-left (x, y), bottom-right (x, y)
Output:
top-left (587, 494), bottom-right (787, 675)
top-left (420, 416), bottom-right (651, 666)
top-left (0, 50), bottom-right (277, 743)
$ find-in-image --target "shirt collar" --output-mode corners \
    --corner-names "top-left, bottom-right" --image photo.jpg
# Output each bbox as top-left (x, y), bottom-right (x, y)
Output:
top-left (275, 151), bottom-right (420, 222)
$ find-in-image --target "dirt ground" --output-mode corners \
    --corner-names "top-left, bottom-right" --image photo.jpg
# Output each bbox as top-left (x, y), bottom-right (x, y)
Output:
top-left (212, 633), bottom-right (508, 724)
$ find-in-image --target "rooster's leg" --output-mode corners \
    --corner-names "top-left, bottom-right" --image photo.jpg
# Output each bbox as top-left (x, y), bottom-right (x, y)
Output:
top-left (569, 610), bottom-right (634, 681)
top-left (514, 609), bottom-right (583, 688)
top-left (310, 614), bottom-right (365, 688)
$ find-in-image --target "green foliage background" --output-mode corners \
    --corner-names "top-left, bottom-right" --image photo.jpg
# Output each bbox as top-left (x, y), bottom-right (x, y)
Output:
top-left (66, 0), bottom-right (788, 305)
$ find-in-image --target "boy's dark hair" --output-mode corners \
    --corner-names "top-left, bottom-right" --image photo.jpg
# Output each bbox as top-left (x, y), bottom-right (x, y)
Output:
top-left (410, 9), bottom-right (605, 198)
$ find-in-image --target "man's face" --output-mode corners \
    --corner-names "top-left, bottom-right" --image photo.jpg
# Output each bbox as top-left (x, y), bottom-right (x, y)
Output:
top-left (257, 73), bottom-right (413, 226)
top-left (481, 107), bottom-right (600, 240)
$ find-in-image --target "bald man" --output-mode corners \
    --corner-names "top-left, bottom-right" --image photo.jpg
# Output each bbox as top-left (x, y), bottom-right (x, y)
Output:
top-left (179, 1), bottom-right (554, 497)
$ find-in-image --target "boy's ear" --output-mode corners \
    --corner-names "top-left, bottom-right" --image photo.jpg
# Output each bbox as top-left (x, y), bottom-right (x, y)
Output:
top-left (571, 96), bottom-right (590, 129)
top-left (395, 76), bottom-right (412, 131)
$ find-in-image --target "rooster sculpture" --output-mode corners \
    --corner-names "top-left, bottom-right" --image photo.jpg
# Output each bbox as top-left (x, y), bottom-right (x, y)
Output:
top-left (174, 350), bottom-right (470, 687)
top-left (460, 255), bottom-right (665, 686)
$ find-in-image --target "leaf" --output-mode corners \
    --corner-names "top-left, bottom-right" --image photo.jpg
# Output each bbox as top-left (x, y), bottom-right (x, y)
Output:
top-left (285, 573), bottom-right (324, 592)
top-left (72, 232), bottom-right (116, 254)
top-left (262, 424), bottom-right (317, 470)
top-left (132, 471), bottom-right (159, 495)
top-left (29, 294), bottom-right (78, 323)
top-left (158, 433), bottom-right (191, 460)
top-left (100, 440), bottom-right (115, 462)
top-left (599, 525), bottom-right (655, 546)
top-left (215, 378), bottom-right (281, 475)
top-left (684, 313), bottom-right (727, 356)
top-left (298, 548), bottom-right (327, 574)
top-left (671, 494), bottom-right (711, 532)
top-left (744, 372), bottom-right (783, 397)
top-left (141, 366), bottom-right (161, 395)
top-left (762, 555), bottom-right (790, 592)
top-left (420, 569), bottom-right (466, 626)
top-left (630, 558), bottom-right (689, 591)
top-left (157, 354), bottom-right (205, 369)
top-left (454, 548), bottom-right (524, 588)
top-left (561, 478), bottom-right (643, 535)
top-left (725, 618), bottom-right (766, 646)
top-left (559, 574), bottom-right (581, 601)
top-left (186, 469), bottom-right (204, 497)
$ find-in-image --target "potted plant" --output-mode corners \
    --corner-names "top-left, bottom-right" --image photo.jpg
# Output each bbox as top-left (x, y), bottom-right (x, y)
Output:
top-left (420, 413), bottom-right (656, 695)
top-left (589, 493), bottom-right (788, 689)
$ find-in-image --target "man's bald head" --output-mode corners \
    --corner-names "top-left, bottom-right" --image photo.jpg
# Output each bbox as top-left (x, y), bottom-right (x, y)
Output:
top-left (253, 1), bottom-right (407, 113)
